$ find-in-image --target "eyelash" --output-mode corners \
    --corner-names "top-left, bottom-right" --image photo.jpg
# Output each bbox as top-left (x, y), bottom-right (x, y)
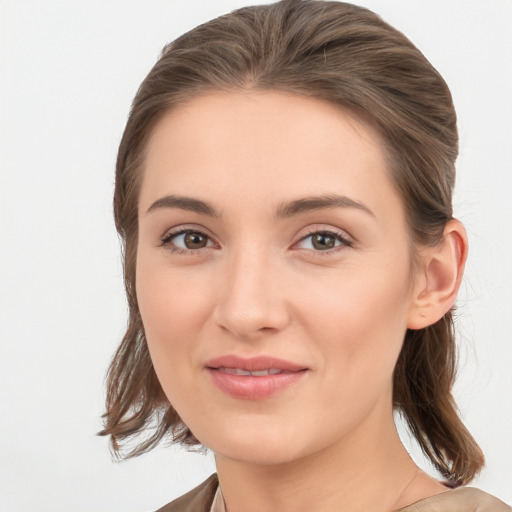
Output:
top-left (159, 228), bottom-right (353, 256)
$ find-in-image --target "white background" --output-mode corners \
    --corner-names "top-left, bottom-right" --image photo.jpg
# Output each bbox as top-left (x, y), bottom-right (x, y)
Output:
top-left (1, 1), bottom-right (511, 510)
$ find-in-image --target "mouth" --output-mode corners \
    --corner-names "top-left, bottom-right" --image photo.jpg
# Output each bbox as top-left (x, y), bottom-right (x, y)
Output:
top-left (205, 355), bottom-right (308, 400)
top-left (215, 367), bottom-right (292, 376)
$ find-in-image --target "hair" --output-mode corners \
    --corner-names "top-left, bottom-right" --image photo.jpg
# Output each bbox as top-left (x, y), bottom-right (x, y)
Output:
top-left (99, 0), bottom-right (484, 485)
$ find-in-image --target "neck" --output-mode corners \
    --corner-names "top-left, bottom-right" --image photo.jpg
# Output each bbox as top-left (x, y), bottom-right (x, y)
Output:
top-left (214, 402), bottom-right (433, 512)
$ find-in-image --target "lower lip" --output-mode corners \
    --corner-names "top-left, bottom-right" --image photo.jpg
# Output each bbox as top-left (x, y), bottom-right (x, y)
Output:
top-left (206, 369), bottom-right (307, 400)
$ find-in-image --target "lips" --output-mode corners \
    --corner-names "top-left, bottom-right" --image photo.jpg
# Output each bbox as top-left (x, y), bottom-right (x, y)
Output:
top-left (217, 367), bottom-right (284, 376)
top-left (205, 355), bottom-right (308, 400)
top-left (206, 355), bottom-right (306, 373)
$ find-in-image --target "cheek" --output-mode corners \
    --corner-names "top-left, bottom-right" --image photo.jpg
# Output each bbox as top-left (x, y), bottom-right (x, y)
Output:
top-left (299, 259), bottom-right (412, 382)
top-left (135, 261), bottom-right (210, 380)
top-left (302, 257), bottom-right (410, 333)
top-left (138, 276), bottom-right (200, 338)
top-left (137, 250), bottom-right (214, 331)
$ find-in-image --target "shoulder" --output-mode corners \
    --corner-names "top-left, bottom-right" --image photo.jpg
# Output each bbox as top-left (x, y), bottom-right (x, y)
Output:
top-left (155, 474), bottom-right (219, 512)
top-left (395, 486), bottom-right (511, 512)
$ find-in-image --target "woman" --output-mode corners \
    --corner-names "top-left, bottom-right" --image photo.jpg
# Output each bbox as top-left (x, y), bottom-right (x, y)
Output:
top-left (100, 1), bottom-right (511, 510)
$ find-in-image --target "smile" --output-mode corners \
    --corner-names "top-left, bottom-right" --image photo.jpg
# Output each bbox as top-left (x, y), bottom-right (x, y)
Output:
top-left (205, 355), bottom-right (308, 400)
top-left (217, 367), bottom-right (285, 376)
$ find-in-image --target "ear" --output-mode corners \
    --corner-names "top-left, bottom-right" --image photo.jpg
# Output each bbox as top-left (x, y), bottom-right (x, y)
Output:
top-left (407, 219), bottom-right (468, 330)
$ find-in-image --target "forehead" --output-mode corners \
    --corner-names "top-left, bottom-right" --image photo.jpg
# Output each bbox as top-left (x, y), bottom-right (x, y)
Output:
top-left (139, 91), bottom-right (402, 222)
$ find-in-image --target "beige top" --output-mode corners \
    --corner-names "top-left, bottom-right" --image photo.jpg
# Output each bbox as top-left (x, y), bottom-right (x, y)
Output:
top-left (211, 485), bottom-right (511, 512)
top-left (157, 474), bottom-right (511, 512)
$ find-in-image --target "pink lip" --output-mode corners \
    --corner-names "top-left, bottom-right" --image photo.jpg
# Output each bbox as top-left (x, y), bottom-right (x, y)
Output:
top-left (205, 355), bottom-right (308, 400)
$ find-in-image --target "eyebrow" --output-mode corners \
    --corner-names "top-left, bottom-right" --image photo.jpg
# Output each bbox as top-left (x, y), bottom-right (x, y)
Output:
top-left (145, 193), bottom-right (374, 219)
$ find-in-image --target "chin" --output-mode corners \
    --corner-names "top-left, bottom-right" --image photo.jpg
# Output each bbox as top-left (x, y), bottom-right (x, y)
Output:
top-left (190, 417), bottom-right (321, 467)
top-left (212, 440), bottom-right (306, 467)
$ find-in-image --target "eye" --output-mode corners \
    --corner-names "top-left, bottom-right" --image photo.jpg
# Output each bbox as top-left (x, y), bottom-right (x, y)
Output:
top-left (160, 227), bottom-right (351, 255)
top-left (160, 229), bottom-right (214, 253)
top-left (296, 229), bottom-right (352, 253)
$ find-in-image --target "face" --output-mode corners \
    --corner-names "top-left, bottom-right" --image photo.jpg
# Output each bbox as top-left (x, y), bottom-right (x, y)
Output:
top-left (136, 91), bottom-right (420, 465)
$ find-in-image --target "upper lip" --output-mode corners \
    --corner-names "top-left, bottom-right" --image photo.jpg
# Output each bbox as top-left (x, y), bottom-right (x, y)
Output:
top-left (205, 355), bottom-right (307, 373)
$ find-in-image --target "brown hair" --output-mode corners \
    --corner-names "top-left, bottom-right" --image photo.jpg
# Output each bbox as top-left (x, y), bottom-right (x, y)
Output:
top-left (100, 0), bottom-right (484, 485)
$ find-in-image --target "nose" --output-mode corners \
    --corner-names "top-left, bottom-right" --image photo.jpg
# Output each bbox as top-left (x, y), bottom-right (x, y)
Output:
top-left (213, 246), bottom-right (290, 341)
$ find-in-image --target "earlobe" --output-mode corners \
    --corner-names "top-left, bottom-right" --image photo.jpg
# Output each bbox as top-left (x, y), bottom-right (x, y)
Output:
top-left (407, 220), bottom-right (468, 330)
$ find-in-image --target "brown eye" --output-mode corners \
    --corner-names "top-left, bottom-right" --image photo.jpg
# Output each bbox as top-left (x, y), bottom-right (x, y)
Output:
top-left (161, 229), bottom-right (213, 252)
top-left (311, 233), bottom-right (336, 250)
top-left (297, 230), bottom-right (352, 253)
top-left (183, 232), bottom-right (208, 249)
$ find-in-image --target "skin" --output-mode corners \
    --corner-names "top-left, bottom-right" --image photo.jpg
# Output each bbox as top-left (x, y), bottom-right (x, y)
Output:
top-left (136, 91), bottom-right (466, 511)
